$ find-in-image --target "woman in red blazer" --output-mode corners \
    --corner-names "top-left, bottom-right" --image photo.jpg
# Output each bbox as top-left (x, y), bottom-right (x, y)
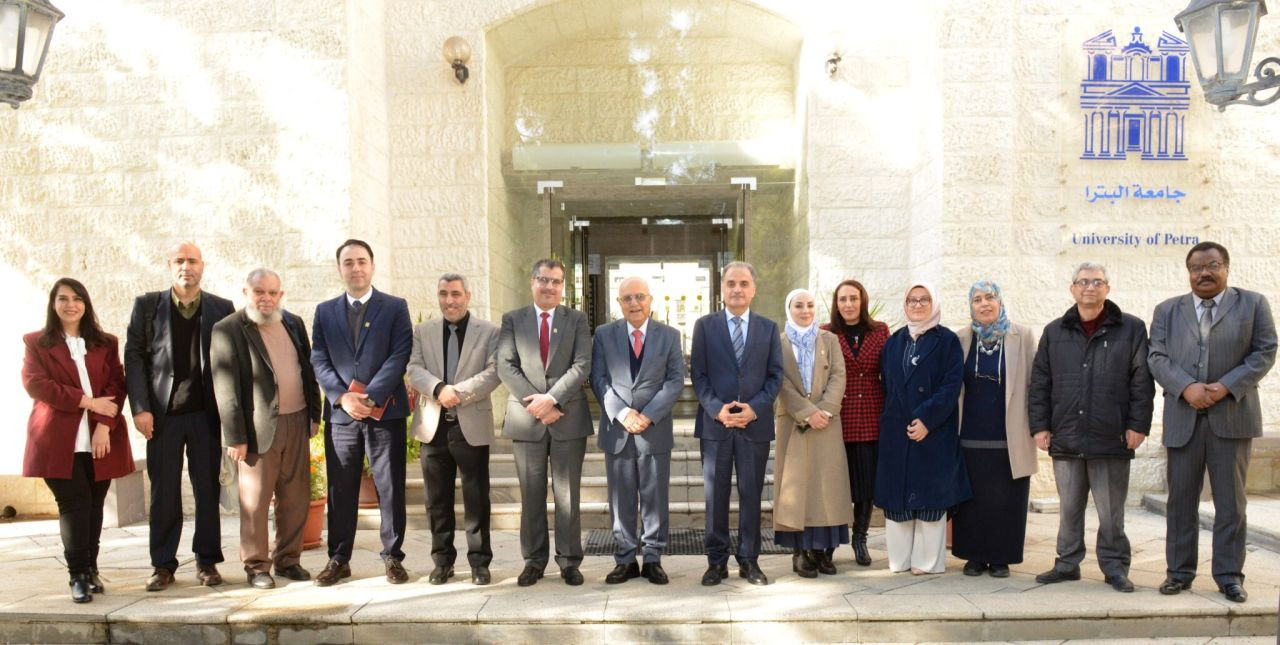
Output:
top-left (22, 278), bottom-right (134, 603)
top-left (820, 279), bottom-right (889, 568)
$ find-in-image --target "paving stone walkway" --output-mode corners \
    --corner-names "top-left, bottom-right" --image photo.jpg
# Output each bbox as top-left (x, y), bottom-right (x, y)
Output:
top-left (0, 504), bottom-right (1275, 643)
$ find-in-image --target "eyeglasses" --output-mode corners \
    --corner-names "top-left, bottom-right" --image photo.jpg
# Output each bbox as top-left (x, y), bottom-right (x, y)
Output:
top-left (1188, 261), bottom-right (1224, 275)
top-left (534, 276), bottom-right (564, 287)
top-left (1072, 278), bottom-right (1108, 288)
top-left (905, 297), bottom-right (932, 307)
top-left (618, 294), bottom-right (650, 304)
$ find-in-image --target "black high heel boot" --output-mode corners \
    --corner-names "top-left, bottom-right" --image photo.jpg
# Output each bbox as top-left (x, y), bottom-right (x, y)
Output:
top-left (812, 549), bottom-right (837, 575)
top-left (69, 573), bottom-right (92, 604)
top-left (852, 502), bottom-right (873, 566)
top-left (88, 567), bottom-right (104, 594)
top-left (792, 549), bottom-right (817, 578)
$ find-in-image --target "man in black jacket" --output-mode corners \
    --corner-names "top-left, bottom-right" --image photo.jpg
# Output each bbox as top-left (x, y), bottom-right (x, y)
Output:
top-left (1029, 262), bottom-right (1155, 593)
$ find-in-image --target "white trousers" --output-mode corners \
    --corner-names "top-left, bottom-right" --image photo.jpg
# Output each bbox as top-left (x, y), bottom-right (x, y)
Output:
top-left (885, 518), bottom-right (947, 573)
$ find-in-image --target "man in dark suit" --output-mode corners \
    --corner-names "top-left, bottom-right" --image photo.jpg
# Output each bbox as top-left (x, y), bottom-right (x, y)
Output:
top-left (1149, 242), bottom-right (1277, 603)
top-left (310, 239), bottom-right (413, 586)
top-left (125, 241), bottom-right (234, 591)
top-left (589, 276), bottom-right (685, 585)
top-left (691, 261), bottom-right (784, 586)
top-left (210, 268), bottom-right (322, 589)
top-left (406, 273), bottom-right (502, 586)
top-left (497, 259), bottom-right (593, 587)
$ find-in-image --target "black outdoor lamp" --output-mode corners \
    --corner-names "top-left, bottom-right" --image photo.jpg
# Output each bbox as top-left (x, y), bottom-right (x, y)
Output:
top-left (0, 0), bottom-right (63, 108)
top-left (1176, 0), bottom-right (1280, 109)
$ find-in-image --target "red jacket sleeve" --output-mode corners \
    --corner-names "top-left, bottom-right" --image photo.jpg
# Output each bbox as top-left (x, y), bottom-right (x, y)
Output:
top-left (21, 334), bottom-right (84, 413)
top-left (88, 337), bottom-right (127, 428)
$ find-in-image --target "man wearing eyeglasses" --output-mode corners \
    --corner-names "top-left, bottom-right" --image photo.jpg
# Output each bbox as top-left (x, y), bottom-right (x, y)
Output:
top-left (589, 277), bottom-right (685, 585)
top-left (1148, 242), bottom-right (1275, 604)
top-left (1029, 262), bottom-right (1154, 593)
top-left (497, 259), bottom-right (593, 587)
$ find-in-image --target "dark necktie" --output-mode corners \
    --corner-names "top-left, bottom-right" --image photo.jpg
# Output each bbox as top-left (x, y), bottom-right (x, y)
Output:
top-left (539, 312), bottom-right (550, 367)
top-left (446, 323), bottom-right (459, 384)
top-left (1198, 300), bottom-right (1214, 381)
top-left (731, 316), bottom-right (745, 367)
top-left (348, 300), bottom-right (364, 346)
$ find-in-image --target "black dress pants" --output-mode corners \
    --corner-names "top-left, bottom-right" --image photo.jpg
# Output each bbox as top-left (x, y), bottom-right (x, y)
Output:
top-left (326, 417), bottom-right (407, 563)
top-left (420, 421), bottom-right (491, 568)
top-left (146, 410), bottom-right (223, 572)
top-left (44, 452), bottom-right (110, 576)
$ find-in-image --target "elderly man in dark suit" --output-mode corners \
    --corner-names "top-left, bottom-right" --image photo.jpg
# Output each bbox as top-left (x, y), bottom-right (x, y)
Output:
top-left (124, 241), bottom-right (234, 591)
top-left (497, 259), bottom-right (593, 587)
top-left (1149, 241), bottom-right (1277, 603)
top-left (310, 239), bottom-right (413, 586)
top-left (590, 276), bottom-right (685, 585)
top-left (691, 261), bottom-right (784, 586)
top-left (210, 268), bottom-right (321, 589)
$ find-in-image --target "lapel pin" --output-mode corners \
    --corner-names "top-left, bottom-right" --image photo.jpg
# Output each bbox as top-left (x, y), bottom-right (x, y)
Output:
top-left (553, 328), bottom-right (558, 334)
top-left (364, 322), bottom-right (370, 328)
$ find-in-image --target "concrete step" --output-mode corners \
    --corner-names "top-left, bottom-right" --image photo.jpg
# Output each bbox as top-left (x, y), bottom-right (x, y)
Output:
top-left (357, 500), bottom-right (774, 530)
top-left (1142, 492), bottom-right (1280, 553)
top-left (484, 417), bottom-right (703, 454)
top-left (402, 473), bottom-right (775, 505)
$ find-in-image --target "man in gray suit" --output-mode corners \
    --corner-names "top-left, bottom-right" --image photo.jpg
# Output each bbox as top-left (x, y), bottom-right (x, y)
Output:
top-left (210, 268), bottom-right (321, 589)
top-left (1149, 242), bottom-right (1277, 603)
top-left (406, 273), bottom-right (501, 586)
top-left (589, 277), bottom-right (685, 585)
top-left (497, 259), bottom-right (593, 587)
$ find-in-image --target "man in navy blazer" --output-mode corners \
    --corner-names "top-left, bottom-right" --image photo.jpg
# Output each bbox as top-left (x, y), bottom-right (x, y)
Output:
top-left (691, 261), bottom-right (784, 586)
top-left (589, 277), bottom-right (685, 585)
top-left (309, 239), bottom-right (413, 586)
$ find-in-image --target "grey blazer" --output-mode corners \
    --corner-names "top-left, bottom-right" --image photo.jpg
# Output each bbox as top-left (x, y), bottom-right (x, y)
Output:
top-left (1149, 287), bottom-right (1277, 447)
top-left (589, 318), bottom-right (685, 455)
top-left (497, 305), bottom-right (593, 441)
top-left (406, 316), bottom-right (501, 446)
top-left (209, 309), bottom-right (322, 454)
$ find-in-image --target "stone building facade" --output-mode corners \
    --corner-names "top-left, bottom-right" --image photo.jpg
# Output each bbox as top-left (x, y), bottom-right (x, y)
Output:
top-left (2, 0), bottom-right (1279, 510)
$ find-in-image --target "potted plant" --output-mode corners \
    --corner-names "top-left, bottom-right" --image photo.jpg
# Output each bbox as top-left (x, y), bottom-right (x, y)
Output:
top-left (303, 427), bottom-right (327, 549)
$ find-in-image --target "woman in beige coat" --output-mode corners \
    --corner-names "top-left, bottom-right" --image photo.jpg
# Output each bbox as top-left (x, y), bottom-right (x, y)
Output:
top-left (773, 289), bottom-right (850, 578)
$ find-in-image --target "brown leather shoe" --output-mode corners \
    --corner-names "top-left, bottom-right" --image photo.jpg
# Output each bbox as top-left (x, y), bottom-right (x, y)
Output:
top-left (314, 559), bottom-right (351, 587)
top-left (384, 557), bottom-right (409, 584)
top-left (145, 568), bottom-right (174, 592)
top-left (196, 564), bottom-right (223, 586)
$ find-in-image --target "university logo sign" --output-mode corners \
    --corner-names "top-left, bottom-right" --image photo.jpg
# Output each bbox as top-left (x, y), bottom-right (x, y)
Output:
top-left (1080, 27), bottom-right (1191, 161)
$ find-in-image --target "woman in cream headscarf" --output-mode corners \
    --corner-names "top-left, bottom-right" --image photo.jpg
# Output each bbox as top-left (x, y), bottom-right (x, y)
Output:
top-left (772, 288), bottom-right (850, 579)
top-left (874, 282), bottom-right (970, 575)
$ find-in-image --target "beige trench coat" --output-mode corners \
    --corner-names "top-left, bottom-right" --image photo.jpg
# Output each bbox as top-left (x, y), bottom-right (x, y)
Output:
top-left (955, 322), bottom-right (1039, 479)
top-left (773, 330), bottom-right (853, 533)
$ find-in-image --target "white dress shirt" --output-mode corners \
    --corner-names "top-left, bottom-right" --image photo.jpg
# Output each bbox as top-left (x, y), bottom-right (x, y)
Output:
top-left (65, 336), bottom-right (93, 453)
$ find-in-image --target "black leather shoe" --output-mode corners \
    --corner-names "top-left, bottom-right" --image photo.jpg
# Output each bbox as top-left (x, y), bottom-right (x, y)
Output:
top-left (1105, 574), bottom-right (1135, 593)
top-left (273, 564), bottom-right (311, 581)
top-left (1159, 577), bottom-right (1192, 595)
top-left (811, 550), bottom-right (837, 575)
top-left (739, 560), bottom-right (768, 586)
top-left (384, 557), bottom-right (409, 584)
top-left (1035, 568), bottom-right (1081, 584)
top-left (701, 564), bottom-right (725, 586)
top-left (314, 559), bottom-right (351, 587)
top-left (69, 574), bottom-right (92, 603)
top-left (1219, 583), bottom-right (1248, 603)
top-left (792, 550), bottom-right (817, 579)
top-left (471, 566), bottom-right (491, 586)
top-left (87, 568), bottom-right (105, 594)
top-left (852, 536), bottom-right (872, 566)
top-left (605, 562), bottom-right (640, 584)
top-left (517, 565), bottom-right (543, 587)
top-left (988, 564), bottom-right (1010, 578)
top-left (641, 562), bottom-right (668, 585)
top-left (145, 567), bottom-right (174, 592)
top-left (196, 563), bottom-right (223, 586)
top-left (248, 572), bottom-right (276, 589)
top-left (560, 566), bottom-right (584, 586)
top-left (963, 561), bottom-right (986, 577)
top-left (428, 565), bottom-right (454, 585)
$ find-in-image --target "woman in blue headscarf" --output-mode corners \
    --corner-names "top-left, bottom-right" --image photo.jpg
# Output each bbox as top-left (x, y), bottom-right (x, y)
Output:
top-left (950, 280), bottom-right (1038, 578)
top-left (772, 288), bottom-right (850, 579)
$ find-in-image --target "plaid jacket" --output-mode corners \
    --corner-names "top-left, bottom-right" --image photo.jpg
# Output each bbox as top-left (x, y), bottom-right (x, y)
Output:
top-left (822, 322), bottom-right (888, 443)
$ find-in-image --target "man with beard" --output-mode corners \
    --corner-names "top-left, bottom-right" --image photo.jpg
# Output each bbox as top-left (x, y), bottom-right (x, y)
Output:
top-left (1149, 242), bottom-right (1276, 603)
top-left (210, 269), bottom-right (321, 589)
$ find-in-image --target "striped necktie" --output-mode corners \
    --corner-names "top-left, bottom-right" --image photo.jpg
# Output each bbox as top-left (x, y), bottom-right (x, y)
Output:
top-left (731, 316), bottom-right (745, 366)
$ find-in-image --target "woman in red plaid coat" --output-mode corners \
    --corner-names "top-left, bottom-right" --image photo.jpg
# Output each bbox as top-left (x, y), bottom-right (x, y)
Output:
top-left (820, 279), bottom-right (888, 566)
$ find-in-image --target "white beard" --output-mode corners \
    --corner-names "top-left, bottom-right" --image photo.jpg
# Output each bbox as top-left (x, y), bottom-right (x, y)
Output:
top-left (246, 307), bottom-right (283, 326)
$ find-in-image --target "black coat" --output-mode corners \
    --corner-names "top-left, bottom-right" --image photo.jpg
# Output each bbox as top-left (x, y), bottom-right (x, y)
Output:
top-left (1028, 300), bottom-right (1155, 460)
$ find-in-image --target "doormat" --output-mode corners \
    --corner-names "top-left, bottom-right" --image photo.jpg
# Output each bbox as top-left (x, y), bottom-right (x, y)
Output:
top-left (584, 528), bottom-right (791, 556)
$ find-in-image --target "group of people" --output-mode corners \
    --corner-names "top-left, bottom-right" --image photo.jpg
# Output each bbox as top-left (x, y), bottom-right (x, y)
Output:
top-left (20, 240), bottom-right (1274, 606)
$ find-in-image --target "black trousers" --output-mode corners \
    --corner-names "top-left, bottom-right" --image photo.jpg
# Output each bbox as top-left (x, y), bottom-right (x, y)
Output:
top-left (44, 452), bottom-right (110, 577)
top-left (420, 421), bottom-right (491, 568)
top-left (326, 417), bottom-right (407, 563)
top-left (146, 410), bottom-right (223, 571)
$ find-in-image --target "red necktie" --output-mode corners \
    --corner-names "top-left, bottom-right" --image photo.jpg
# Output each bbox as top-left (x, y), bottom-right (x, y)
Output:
top-left (539, 312), bottom-right (550, 367)
top-left (632, 329), bottom-right (643, 358)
